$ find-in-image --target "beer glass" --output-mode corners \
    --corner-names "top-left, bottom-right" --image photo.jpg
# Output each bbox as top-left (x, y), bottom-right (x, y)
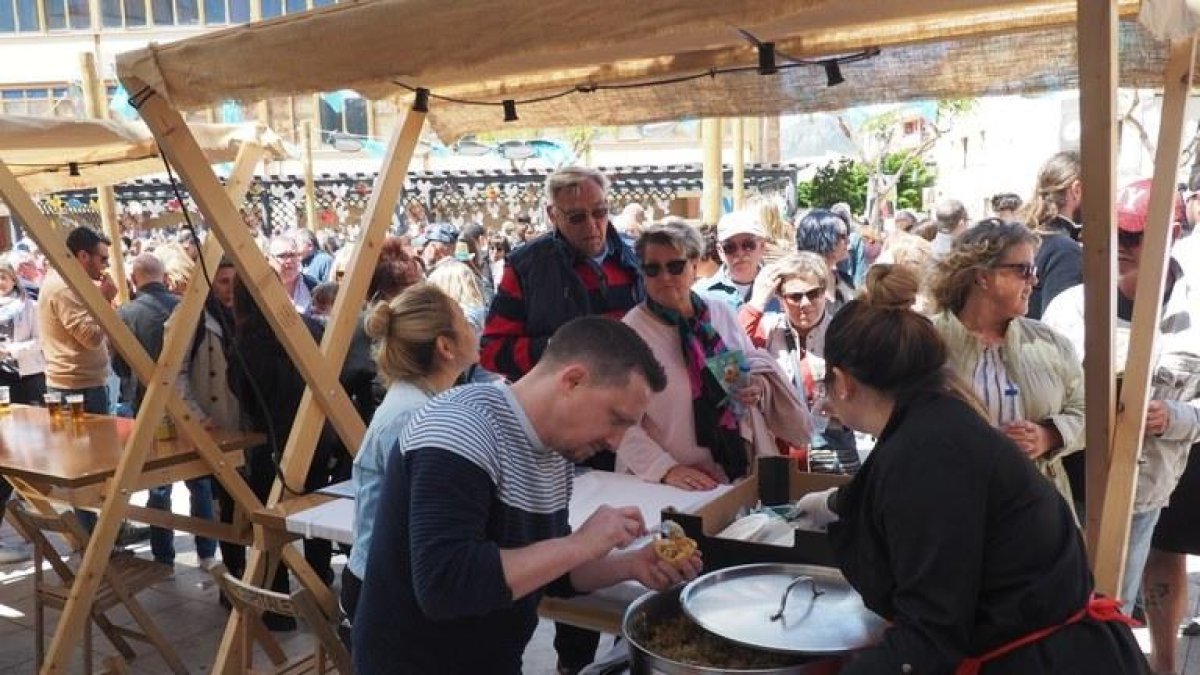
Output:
top-left (66, 394), bottom-right (85, 421)
top-left (43, 391), bottom-right (62, 418)
top-left (0, 386), bottom-right (10, 412)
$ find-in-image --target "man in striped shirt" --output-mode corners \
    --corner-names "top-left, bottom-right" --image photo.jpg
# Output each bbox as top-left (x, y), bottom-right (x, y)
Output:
top-left (352, 318), bottom-right (700, 674)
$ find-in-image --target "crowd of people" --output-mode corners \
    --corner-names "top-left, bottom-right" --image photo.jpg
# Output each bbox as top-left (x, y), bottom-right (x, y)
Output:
top-left (0, 155), bottom-right (1197, 674)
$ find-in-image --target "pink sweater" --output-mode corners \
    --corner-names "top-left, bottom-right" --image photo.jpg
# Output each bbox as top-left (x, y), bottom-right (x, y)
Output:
top-left (616, 301), bottom-right (758, 483)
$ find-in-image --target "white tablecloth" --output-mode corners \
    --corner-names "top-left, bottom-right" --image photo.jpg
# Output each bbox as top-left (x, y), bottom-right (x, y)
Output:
top-left (286, 471), bottom-right (731, 547)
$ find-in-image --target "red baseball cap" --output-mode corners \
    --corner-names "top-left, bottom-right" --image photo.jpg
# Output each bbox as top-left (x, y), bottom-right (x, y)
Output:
top-left (1115, 178), bottom-right (1185, 233)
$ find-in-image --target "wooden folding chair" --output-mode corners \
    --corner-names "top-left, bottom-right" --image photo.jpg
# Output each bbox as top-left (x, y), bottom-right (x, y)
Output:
top-left (7, 501), bottom-right (188, 675)
top-left (208, 563), bottom-right (351, 674)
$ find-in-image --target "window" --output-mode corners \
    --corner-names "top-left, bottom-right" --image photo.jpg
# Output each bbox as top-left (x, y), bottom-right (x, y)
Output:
top-left (1, 87), bottom-right (77, 117)
top-left (40, 0), bottom-right (91, 30)
top-left (318, 91), bottom-right (367, 143)
top-left (259, 0), bottom-right (279, 17)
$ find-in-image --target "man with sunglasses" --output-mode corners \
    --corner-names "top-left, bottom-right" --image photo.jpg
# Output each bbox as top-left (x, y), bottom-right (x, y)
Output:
top-left (693, 209), bottom-right (770, 311)
top-left (1044, 179), bottom-right (1200, 674)
top-left (482, 167), bottom-right (643, 393)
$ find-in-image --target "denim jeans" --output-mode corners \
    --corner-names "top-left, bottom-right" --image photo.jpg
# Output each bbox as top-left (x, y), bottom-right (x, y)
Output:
top-left (1120, 507), bottom-right (1162, 612)
top-left (48, 385), bottom-right (111, 531)
top-left (147, 477), bottom-right (217, 564)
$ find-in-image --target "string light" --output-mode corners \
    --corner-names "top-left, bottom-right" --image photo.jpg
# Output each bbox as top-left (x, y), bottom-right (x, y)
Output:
top-left (824, 61), bottom-right (845, 87)
top-left (399, 45), bottom-right (881, 118)
top-left (757, 43), bottom-right (778, 76)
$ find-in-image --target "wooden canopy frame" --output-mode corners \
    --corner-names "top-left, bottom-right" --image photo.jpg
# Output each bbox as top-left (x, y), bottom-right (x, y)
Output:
top-left (0, 0), bottom-right (1167, 673)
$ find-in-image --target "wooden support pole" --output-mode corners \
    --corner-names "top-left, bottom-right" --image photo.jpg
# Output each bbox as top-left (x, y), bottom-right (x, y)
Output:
top-left (211, 105), bottom-right (427, 675)
top-left (79, 52), bottom-right (130, 305)
top-left (127, 77), bottom-right (367, 451)
top-left (733, 119), bottom-right (746, 210)
top-left (702, 118), bottom-right (723, 223)
top-left (1077, 0), bottom-right (1119, 559)
top-left (0, 143), bottom-right (268, 674)
top-left (1093, 37), bottom-right (1196, 600)
top-left (302, 120), bottom-right (317, 231)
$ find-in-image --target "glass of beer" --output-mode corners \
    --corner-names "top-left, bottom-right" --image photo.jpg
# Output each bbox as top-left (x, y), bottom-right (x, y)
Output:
top-left (65, 394), bottom-right (85, 421)
top-left (0, 386), bottom-right (10, 412)
top-left (43, 391), bottom-right (62, 419)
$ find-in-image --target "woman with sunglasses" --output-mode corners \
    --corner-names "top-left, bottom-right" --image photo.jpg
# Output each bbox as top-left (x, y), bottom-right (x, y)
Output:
top-left (740, 252), bottom-right (859, 474)
top-left (616, 219), bottom-right (810, 490)
top-left (928, 219), bottom-right (1085, 517)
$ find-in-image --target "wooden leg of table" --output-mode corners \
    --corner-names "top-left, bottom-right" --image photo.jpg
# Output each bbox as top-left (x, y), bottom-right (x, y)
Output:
top-left (106, 581), bottom-right (189, 675)
top-left (92, 612), bottom-right (136, 659)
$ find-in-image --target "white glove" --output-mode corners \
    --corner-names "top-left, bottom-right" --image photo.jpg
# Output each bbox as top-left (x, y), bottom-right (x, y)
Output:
top-left (792, 487), bottom-right (839, 532)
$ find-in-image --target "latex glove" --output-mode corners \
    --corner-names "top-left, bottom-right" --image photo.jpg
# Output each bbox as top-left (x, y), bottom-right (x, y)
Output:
top-left (792, 487), bottom-right (839, 532)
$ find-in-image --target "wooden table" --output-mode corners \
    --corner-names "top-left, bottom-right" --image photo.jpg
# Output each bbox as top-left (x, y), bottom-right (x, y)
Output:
top-left (260, 471), bottom-right (733, 634)
top-left (0, 404), bottom-right (263, 539)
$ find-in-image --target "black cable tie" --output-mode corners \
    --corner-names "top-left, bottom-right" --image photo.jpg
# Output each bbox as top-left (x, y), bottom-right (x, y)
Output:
top-left (128, 85), bottom-right (155, 110)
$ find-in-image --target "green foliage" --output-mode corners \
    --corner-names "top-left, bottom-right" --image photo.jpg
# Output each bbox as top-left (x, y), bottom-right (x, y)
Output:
top-left (881, 153), bottom-right (937, 210)
top-left (797, 153), bottom-right (937, 212)
top-left (796, 158), bottom-right (868, 213)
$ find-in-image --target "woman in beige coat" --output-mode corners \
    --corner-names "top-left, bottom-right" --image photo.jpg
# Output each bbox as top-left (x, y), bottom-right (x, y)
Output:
top-left (929, 219), bottom-right (1085, 516)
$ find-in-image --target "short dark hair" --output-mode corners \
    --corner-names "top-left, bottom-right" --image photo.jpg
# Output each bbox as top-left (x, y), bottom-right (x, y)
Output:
top-left (65, 227), bottom-right (109, 256)
top-left (794, 209), bottom-right (847, 256)
top-left (541, 317), bottom-right (666, 393)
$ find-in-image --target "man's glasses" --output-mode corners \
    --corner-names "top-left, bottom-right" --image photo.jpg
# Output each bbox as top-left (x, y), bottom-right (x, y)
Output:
top-left (721, 238), bottom-right (760, 255)
top-left (271, 251), bottom-right (300, 261)
top-left (993, 262), bottom-right (1038, 280)
top-left (556, 206), bottom-right (609, 226)
top-left (641, 259), bottom-right (689, 278)
top-left (783, 288), bottom-right (825, 304)
top-left (1118, 230), bottom-right (1144, 249)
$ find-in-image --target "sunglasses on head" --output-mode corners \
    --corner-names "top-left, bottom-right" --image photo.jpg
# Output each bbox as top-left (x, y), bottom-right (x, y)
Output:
top-left (993, 262), bottom-right (1038, 279)
top-left (642, 259), bottom-right (689, 278)
top-left (783, 287), bottom-right (825, 304)
top-left (1117, 230), bottom-right (1144, 249)
top-left (721, 238), bottom-right (759, 255)
top-left (557, 206), bottom-right (609, 226)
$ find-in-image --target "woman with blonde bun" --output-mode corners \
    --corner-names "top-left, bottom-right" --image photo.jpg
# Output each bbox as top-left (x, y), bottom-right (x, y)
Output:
top-left (342, 283), bottom-right (479, 621)
top-left (791, 265), bottom-right (1149, 675)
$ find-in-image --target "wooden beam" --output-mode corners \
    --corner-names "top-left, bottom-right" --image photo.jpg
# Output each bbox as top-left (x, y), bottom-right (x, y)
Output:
top-left (702, 118), bottom-right (723, 223)
top-left (1076, 0), bottom-right (1119, 560)
top-left (732, 118), bottom-right (746, 210)
top-left (211, 105), bottom-right (427, 675)
top-left (127, 77), bottom-right (367, 452)
top-left (79, 52), bottom-right (131, 305)
top-left (1093, 37), bottom-right (1196, 600)
top-left (0, 144), bottom-right (268, 674)
top-left (302, 120), bottom-right (317, 230)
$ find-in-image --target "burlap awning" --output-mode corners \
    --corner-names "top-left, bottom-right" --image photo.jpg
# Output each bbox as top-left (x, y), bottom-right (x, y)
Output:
top-left (112, 0), bottom-right (1193, 141)
top-left (0, 115), bottom-right (290, 194)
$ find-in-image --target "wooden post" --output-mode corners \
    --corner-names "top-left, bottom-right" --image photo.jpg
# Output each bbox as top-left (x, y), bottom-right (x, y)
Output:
top-left (1092, 37), bottom-right (1197, 600)
top-left (733, 118), bottom-right (746, 210)
top-left (1076, 0), bottom-right (1120, 560)
top-left (79, 52), bottom-right (131, 305)
top-left (302, 120), bottom-right (317, 230)
top-left (211, 105), bottom-right (427, 674)
top-left (0, 144), bottom-right (270, 673)
top-left (702, 118), bottom-right (723, 223)
top-left (127, 77), bottom-right (367, 451)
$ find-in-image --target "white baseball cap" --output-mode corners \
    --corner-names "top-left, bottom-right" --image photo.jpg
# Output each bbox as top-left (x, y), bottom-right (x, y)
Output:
top-left (716, 210), bottom-right (766, 242)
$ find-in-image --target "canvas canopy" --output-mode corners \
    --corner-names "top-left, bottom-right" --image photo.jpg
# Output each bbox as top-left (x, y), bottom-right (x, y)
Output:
top-left (112, 0), bottom-right (1195, 141)
top-left (0, 115), bottom-right (289, 194)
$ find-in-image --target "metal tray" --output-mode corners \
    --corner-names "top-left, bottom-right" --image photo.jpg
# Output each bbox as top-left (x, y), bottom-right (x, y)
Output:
top-left (679, 563), bottom-right (886, 655)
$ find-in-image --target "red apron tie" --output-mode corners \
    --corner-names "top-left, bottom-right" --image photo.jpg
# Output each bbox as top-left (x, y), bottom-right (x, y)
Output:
top-left (954, 594), bottom-right (1138, 675)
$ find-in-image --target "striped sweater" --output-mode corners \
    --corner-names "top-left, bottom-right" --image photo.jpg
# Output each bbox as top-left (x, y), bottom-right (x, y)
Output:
top-left (352, 383), bottom-right (575, 675)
